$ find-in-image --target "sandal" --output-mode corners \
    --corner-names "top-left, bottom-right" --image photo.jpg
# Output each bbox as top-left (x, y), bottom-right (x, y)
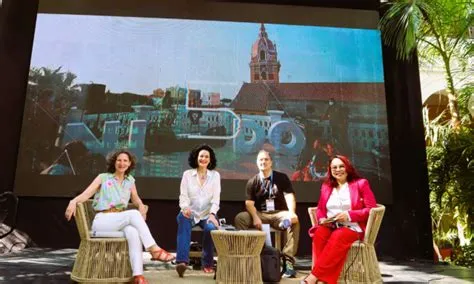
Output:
top-left (133, 275), bottom-right (148, 284)
top-left (203, 266), bottom-right (215, 273)
top-left (150, 248), bottom-right (175, 262)
top-left (300, 274), bottom-right (317, 284)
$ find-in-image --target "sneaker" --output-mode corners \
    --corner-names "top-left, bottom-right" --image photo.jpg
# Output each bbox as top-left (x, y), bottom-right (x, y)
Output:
top-left (282, 262), bottom-right (296, 278)
top-left (175, 262), bottom-right (187, 277)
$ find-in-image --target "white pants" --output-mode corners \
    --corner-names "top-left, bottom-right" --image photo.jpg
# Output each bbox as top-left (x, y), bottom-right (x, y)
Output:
top-left (92, 210), bottom-right (156, 276)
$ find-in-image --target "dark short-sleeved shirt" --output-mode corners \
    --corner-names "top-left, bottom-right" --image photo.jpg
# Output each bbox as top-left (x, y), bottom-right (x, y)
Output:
top-left (245, 170), bottom-right (295, 212)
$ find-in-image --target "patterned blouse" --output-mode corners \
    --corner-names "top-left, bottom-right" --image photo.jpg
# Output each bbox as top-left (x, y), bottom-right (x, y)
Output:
top-left (92, 173), bottom-right (135, 211)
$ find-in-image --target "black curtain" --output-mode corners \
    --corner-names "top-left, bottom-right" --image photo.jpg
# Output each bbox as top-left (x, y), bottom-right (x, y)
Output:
top-left (0, 0), bottom-right (38, 194)
top-left (381, 40), bottom-right (433, 259)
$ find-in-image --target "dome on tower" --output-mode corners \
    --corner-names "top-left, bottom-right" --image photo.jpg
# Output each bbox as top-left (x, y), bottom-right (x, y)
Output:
top-left (249, 23), bottom-right (280, 83)
top-left (251, 23), bottom-right (277, 60)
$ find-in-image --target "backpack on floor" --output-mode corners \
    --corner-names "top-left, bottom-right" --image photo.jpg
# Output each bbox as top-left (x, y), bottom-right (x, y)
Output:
top-left (260, 245), bottom-right (286, 283)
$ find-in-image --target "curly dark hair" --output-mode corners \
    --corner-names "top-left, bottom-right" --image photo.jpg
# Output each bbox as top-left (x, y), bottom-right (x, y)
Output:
top-left (188, 144), bottom-right (217, 170)
top-left (106, 150), bottom-right (136, 176)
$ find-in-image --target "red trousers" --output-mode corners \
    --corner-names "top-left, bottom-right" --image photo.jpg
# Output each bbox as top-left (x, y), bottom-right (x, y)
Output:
top-left (311, 226), bottom-right (360, 284)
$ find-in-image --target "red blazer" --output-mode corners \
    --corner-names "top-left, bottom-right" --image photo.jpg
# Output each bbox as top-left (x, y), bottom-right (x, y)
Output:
top-left (312, 178), bottom-right (377, 234)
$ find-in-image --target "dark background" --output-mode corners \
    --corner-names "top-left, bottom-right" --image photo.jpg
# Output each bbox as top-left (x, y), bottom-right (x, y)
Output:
top-left (0, 0), bottom-right (432, 260)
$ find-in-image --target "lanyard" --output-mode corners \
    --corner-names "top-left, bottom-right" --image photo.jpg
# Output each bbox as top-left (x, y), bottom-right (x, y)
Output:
top-left (260, 172), bottom-right (274, 199)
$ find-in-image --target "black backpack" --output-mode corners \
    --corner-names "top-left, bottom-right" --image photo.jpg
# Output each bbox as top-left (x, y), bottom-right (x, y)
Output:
top-left (260, 245), bottom-right (286, 283)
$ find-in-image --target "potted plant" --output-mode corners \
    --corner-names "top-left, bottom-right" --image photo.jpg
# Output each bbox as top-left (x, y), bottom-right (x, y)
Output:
top-left (425, 106), bottom-right (473, 263)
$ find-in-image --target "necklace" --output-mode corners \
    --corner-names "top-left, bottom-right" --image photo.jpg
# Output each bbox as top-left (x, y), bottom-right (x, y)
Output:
top-left (198, 170), bottom-right (207, 180)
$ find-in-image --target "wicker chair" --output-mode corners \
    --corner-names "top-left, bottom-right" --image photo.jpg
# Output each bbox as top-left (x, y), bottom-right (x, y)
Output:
top-left (71, 200), bottom-right (140, 283)
top-left (308, 204), bottom-right (385, 284)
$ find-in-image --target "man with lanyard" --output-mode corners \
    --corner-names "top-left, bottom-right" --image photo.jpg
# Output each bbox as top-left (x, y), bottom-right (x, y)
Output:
top-left (234, 150), bottom-right (300, 278)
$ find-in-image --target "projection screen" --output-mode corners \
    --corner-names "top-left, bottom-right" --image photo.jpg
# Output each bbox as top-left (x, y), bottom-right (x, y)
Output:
top-left (14, 0), bottom-right (392, 203)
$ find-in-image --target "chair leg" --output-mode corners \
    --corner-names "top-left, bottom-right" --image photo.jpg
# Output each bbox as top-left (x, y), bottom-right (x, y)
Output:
top-left (274, 231), bottom-right (281, 251)
top-left (338, 245), bottom-right (382, 284)
top-left (365, 246), bottom-right (382, 283)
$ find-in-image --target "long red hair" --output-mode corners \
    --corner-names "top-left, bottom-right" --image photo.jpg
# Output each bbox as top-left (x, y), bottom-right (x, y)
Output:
top-left (324, 155), bottom-right (361, 188)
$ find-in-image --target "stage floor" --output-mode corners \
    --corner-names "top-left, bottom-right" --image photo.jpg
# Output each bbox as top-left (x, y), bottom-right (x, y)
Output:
top-left (0, 248), bottom-right (472, 283)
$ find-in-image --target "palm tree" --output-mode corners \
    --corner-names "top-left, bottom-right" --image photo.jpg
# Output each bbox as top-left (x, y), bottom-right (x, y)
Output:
top-left (29, 66), bottom-right (80, 94)
top-left (28, 66), bottom-right (80, 116)
top-left (379, 0), bottom-right (473, 128)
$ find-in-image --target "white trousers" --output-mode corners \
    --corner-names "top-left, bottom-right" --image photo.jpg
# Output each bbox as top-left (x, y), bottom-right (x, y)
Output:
top-left (92, 210), bottom-right (156, 276)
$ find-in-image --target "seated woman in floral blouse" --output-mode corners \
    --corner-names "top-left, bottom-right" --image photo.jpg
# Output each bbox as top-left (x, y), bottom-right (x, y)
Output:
top-left (64, 149), bottom-right (174, 284)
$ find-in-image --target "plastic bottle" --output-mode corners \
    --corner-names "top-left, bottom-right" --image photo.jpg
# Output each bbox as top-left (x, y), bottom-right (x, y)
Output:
top-left (278, 218), bottom-right (291, 229)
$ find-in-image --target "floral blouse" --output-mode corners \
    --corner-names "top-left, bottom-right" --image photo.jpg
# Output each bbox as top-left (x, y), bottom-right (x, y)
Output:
top-left (92, 173), bottom-right (135, 211)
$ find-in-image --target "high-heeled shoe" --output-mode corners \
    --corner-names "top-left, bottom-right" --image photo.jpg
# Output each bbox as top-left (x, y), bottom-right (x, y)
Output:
top-left (176, 262), bottom-right (187, 277)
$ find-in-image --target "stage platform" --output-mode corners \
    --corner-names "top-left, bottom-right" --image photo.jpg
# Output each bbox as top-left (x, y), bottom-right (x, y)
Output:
top-left (0, 248), bottom-right (472, 283)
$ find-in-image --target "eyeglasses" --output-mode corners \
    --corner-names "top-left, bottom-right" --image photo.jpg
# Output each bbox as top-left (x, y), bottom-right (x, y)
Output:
top-left (330, 165), bottom-right (345, 170)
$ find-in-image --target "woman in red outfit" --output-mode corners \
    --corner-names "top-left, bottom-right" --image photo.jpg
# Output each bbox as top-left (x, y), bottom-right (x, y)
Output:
top-left (302, 155), bottom-right (377, 284)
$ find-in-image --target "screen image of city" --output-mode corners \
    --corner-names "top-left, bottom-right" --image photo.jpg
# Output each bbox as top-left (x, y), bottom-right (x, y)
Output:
top-left (16, 14), bottom-right (391, 192)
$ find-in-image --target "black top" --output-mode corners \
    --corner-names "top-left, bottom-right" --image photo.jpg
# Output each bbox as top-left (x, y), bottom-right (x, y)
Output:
top-left (245, 170), bottom-right (295, 212)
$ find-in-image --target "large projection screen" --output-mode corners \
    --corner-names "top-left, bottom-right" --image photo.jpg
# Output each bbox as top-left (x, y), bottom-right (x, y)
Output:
top-left (14, 0), bottom-right (393, 203)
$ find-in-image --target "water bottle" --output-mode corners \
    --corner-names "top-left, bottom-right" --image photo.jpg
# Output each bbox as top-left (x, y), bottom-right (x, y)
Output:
top-left (279, 218), bottom-right (291, 230)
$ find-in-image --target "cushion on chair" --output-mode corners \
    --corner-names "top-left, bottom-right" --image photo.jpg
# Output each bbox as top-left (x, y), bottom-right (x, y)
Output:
top-left (89, 230), bottom-right (125, 238)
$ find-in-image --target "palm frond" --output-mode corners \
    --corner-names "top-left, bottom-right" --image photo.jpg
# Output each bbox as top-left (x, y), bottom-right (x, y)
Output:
top-left (379, 1), bottom-right (434, 60)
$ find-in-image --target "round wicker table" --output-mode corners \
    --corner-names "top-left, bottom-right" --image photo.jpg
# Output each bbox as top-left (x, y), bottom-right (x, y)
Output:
top-left (211, 230), bottom-right (266, 284)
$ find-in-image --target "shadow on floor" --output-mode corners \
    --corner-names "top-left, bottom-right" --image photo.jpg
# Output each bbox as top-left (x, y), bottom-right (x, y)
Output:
top-left (0, 248), bottom-right (473, 283)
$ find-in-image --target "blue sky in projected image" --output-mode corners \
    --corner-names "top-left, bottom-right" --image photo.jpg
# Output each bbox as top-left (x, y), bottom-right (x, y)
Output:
top-left (30, 14), bottom-right (384, 98)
